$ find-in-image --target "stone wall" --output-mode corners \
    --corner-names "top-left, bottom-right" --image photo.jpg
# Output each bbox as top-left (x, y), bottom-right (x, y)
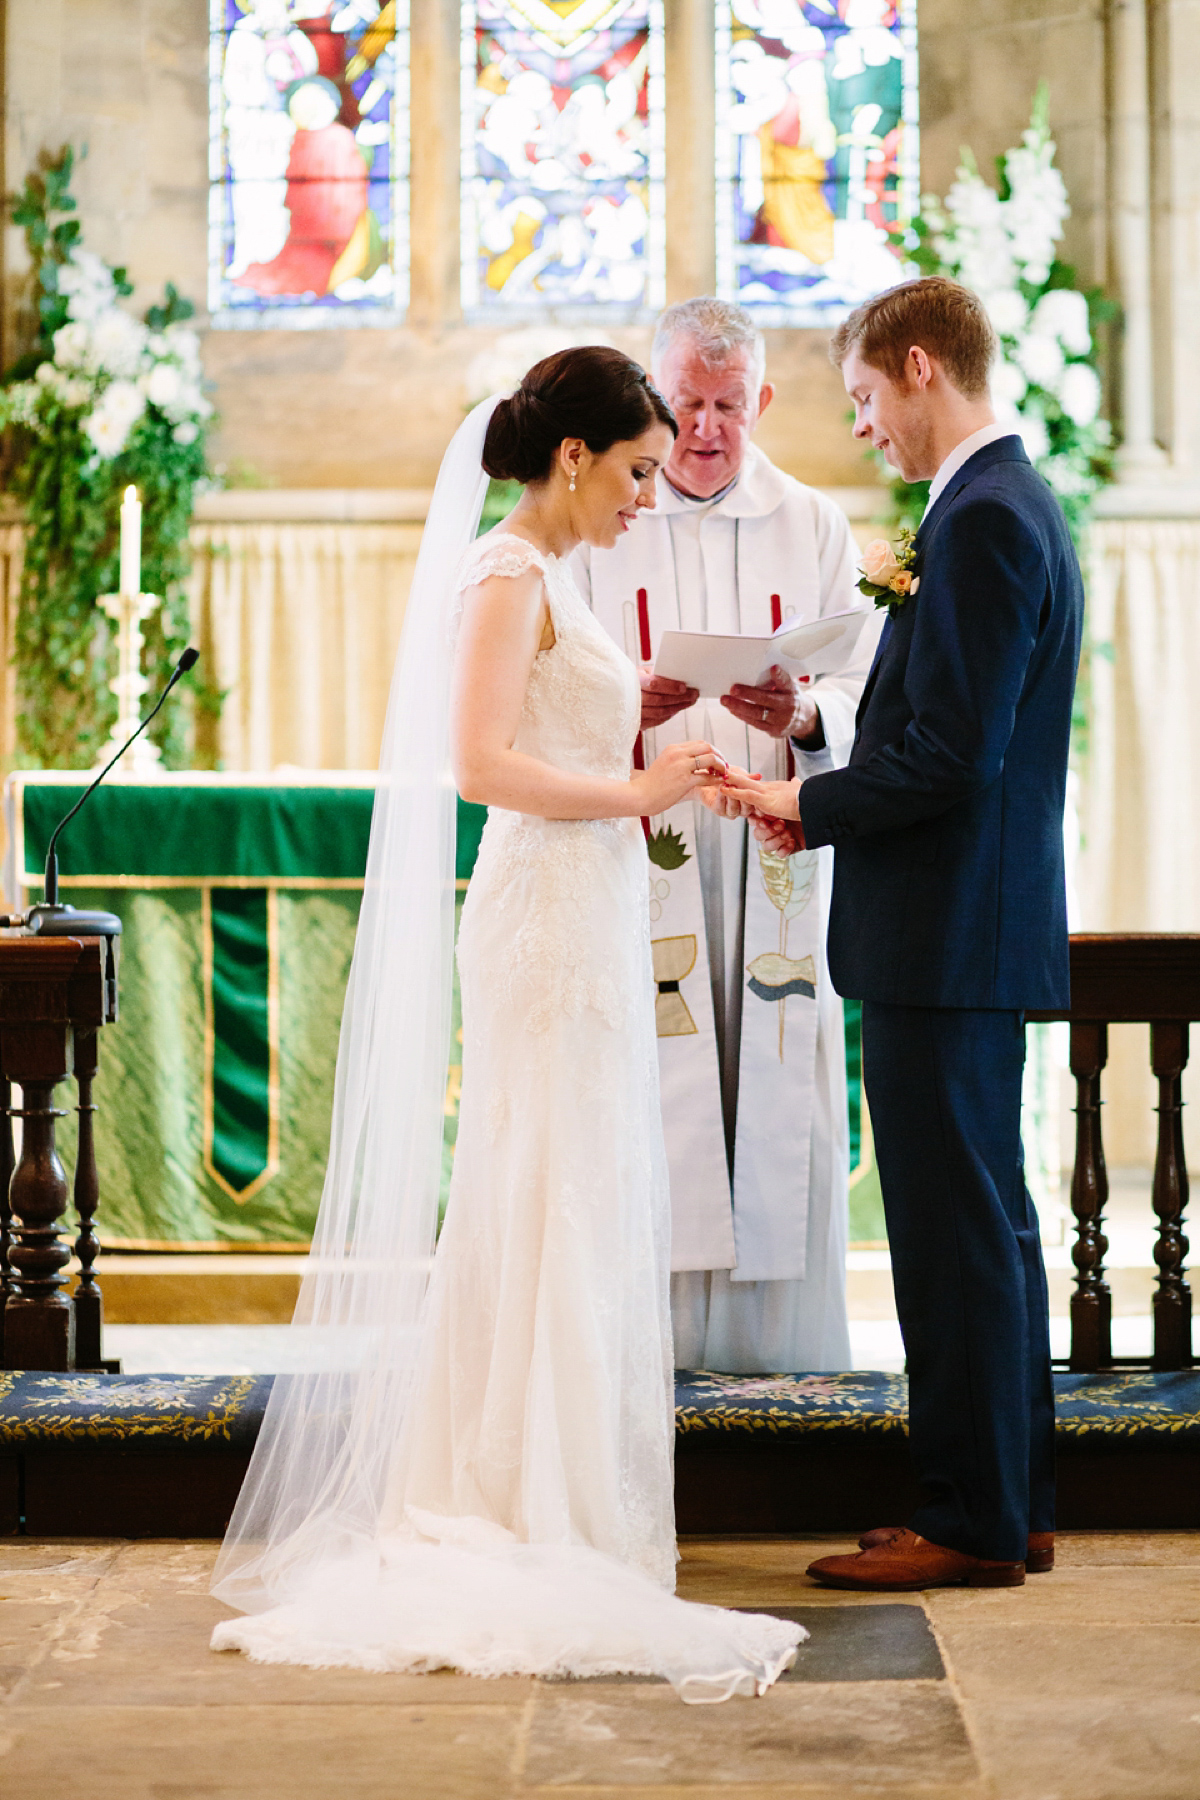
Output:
top-left (0, 0), bottom-right (1113, 491)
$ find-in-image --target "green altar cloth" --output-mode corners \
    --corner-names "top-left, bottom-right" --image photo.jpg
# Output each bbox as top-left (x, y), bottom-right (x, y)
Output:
top-left (5, 774), bottom-right (485, 1248)
top-left (4, 773), bottom-right (878, 1250)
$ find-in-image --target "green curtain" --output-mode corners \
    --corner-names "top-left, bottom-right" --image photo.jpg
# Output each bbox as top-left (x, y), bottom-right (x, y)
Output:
top-left (13, 776), bottom-right (881, 1248)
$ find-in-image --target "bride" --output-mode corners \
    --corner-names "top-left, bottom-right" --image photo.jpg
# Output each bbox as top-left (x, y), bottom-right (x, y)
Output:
top-left (210, 347), bottom-right (803, 1702)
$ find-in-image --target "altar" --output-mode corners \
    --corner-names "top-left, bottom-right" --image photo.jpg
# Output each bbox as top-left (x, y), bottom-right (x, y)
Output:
top-left (4, 772), bottom-right (879, 1250)
top-left (4, 773), bottom-right (486, 1248)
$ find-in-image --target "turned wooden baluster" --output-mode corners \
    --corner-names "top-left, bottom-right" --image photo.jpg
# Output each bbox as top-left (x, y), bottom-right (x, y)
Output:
top-left (1068, 1019), bottom-right (1112, 1372)
top-left (5, 1080), bottom-right (74, 1371)
top-left (71, 1028), bottom-right (104, 1371)
top-left (1150, 1020), bottom-right (1192, 1370)
top-left (0, 1080), bottom-right (12, 1363)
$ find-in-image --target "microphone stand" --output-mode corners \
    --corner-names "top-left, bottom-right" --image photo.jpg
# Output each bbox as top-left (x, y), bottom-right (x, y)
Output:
top-left (24, 647), bottom-right (199, 943)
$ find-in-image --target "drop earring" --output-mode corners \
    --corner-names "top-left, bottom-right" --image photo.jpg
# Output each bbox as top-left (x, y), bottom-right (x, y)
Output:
top-left (569, 475), bottom-right (576, 492)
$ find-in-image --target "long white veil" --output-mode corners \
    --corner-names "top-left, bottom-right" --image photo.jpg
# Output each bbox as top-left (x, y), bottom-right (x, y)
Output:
top-left (211, 398), bottom-right (501, 1612)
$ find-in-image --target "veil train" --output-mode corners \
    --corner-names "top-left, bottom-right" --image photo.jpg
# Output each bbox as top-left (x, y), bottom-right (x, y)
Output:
top-left (209, 397), bottom-right (803, 1703)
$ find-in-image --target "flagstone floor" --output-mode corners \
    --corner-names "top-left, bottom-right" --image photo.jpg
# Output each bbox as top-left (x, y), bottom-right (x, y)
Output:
top-left (1, 1533), bottom-right (1197, 1798)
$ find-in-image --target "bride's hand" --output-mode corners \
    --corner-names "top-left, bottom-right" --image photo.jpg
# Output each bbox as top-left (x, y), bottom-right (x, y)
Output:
top-left (633, 741), bottom-right (726, 815)
top-left (719, 765), bottom-right (801, 820)
top-left (699, 767), bottom-right (760, 818)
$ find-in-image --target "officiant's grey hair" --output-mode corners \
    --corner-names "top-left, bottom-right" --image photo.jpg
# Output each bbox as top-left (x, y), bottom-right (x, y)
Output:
top-left (652, 298), bottom-right (767, 390)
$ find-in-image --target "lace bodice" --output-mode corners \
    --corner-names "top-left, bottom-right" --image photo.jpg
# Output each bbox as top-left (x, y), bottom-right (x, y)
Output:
top-left (455, 532), bottom-right (639, 783)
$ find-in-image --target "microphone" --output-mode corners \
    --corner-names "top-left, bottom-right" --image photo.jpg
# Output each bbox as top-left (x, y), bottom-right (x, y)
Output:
top-left (28, 647), bottom-right (199, 943)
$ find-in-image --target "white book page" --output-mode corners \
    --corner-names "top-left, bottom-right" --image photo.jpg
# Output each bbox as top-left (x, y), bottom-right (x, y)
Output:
top-left (653, 607), bottom-right (871, 697)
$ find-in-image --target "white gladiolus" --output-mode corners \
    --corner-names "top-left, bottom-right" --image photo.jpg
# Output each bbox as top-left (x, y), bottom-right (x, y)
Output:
top-left (1015, 333), bottom-right (1064, 393)
top-left (991, 357), bottom-right (1028, 408)
top-left (1002, 128), bottom-right (1070, 285)
top-left (943, 173), bottom-right (1017, 294)
top-left (985, 289), bottom-right (1028, 338)
top-left (1058, 361), bottom-right (1102, 427)
top-left (1030, 288), bottom-right (1091, 356)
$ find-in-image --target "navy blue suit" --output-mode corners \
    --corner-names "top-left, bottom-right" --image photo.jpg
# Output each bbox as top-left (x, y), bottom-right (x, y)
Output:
top-left (799, 436), bottom-right (1083, 1561)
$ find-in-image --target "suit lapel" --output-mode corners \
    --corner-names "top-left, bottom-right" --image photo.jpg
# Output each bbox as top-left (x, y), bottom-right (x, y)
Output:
top-left (913, 435), bottom-right (1029, 562)
top-left (853, 439), bottom-right (1029, 735)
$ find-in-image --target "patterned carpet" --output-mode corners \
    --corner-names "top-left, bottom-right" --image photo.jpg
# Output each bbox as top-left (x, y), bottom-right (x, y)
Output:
top-left (0, 1367), bottom-right (1196, 1449)
top-left (676, 1368), bottom-right (1200, 1444)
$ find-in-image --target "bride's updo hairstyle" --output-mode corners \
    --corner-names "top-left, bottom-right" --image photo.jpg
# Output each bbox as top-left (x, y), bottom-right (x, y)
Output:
top-left (482, 346), bottom-right (676, 486)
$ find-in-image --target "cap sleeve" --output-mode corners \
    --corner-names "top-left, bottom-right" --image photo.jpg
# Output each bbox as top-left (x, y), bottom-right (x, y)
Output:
top-left (454, 533), bottom-right (548, 596)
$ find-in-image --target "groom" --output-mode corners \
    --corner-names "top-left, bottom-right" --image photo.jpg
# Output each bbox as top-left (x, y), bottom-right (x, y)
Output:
top-left (725, 277), bottom-right (1083, 1588)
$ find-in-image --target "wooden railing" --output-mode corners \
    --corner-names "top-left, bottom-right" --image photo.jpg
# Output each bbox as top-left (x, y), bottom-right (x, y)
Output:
top-left (1028, 934), bottom-right (1199, 1372)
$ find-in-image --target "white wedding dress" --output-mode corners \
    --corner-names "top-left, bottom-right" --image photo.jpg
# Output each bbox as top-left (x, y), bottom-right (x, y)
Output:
top-left (211, 532), bottom-right (802, 1700)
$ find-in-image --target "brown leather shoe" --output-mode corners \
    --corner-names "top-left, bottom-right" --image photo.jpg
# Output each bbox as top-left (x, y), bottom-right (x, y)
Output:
top-left (858, 1524), bottom-right (1054, 1573)
top-left (807, 1528), bottom-right (1025, 1591)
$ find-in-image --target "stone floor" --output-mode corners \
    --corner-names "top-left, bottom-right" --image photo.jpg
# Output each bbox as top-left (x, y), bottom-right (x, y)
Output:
top-left (1, 1533), bottom-right (1198, 1798)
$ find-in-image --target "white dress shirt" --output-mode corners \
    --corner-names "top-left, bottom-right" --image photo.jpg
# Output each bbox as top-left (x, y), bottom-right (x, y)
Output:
top-left (924, 421), bottom-right (1016, 516)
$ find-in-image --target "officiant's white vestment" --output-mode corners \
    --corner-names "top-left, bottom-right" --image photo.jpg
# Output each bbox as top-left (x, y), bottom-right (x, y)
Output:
top-left (573, 444), bottom-right (879, 1371)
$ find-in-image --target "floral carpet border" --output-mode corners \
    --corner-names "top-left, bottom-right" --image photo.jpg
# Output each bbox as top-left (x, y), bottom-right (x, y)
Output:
top-left (0, 1368), bottom-right (1196, 1451)
top-left (675, 1369), bottom-right (1200, 1445)
top-left (0, 1372), bottom-right (273, 1449)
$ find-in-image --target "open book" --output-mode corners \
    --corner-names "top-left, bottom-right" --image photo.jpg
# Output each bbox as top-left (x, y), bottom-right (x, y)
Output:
top-left (652, 606), bottom-right (872, 698)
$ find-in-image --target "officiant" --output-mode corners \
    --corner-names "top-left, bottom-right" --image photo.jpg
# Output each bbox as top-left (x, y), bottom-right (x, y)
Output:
top-left (573, 297), bottom-right (880, 1373)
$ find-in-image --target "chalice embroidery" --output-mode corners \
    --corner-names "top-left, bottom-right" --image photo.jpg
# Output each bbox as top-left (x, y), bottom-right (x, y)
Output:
top-left (747, 846), bottom-right (817, 1062)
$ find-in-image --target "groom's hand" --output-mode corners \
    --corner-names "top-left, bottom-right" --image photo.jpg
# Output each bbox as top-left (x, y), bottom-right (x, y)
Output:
top-left (640, 672), bottom-right (698, 730)
top-left (751, 814), bottom-right (807, 856)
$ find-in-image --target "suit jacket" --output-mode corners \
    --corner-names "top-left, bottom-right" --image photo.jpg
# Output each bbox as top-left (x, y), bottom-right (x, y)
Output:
top-left (797, 436), bottom-right (1084, 1010)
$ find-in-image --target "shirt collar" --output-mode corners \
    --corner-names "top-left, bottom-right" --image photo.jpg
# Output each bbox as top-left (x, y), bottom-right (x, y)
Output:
top-left (664, 472), bottom-right (739, 509)
top-left (654, 443), bottom-right (791, 519)
top-left (924, 422), bottom-right (1015, 514)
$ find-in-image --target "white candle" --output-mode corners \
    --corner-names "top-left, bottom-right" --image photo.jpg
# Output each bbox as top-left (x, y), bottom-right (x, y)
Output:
top-left (119, 485), bottom-right (142, 597)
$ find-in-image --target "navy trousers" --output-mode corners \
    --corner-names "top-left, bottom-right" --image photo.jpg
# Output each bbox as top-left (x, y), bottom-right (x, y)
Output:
top-left (861, 1002), bottom-right (1056, 1563)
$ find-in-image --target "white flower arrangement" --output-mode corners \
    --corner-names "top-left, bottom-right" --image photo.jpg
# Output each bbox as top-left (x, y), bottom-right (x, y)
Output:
top-left (3, 246), bottom-right (212, 460)
top-left (909, 85), bottom-right (1114, 537)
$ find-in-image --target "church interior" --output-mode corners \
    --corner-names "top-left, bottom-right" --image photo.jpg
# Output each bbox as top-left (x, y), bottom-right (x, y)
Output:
top-left (0, 0), bottom-right (1198, 1794)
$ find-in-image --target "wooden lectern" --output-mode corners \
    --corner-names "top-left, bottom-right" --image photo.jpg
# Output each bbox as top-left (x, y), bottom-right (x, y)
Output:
top-left (0, 933), bottom-right (119, 1372)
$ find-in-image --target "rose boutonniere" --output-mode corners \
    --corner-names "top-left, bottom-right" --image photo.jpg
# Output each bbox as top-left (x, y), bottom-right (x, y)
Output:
top-left (857, 528), bottom-right (919, 611)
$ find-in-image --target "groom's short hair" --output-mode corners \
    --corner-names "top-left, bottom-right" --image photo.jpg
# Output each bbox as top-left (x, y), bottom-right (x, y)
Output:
top-left (829, 277), bottom-right (996, 399)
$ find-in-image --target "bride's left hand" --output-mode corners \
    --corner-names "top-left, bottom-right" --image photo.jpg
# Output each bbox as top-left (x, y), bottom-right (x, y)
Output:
top-left (699, 769), bottom-right (759, 818)
top-left (719, 765), bottom-right (801, 820)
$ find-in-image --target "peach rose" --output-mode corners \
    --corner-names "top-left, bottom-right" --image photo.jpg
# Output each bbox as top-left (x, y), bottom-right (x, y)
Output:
top-left (891, 570), bottom-right (913, 595)
top-left (860, 539), bottom-right (904, 586)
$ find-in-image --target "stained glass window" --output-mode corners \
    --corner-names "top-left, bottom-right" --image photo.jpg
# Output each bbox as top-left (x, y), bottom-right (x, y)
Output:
top-left (461, 1), bottom-right (665, 318)
top-left (715, 0), bottom-right (918, 325)
top-left (209, 0), bottom-right (409, 327)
